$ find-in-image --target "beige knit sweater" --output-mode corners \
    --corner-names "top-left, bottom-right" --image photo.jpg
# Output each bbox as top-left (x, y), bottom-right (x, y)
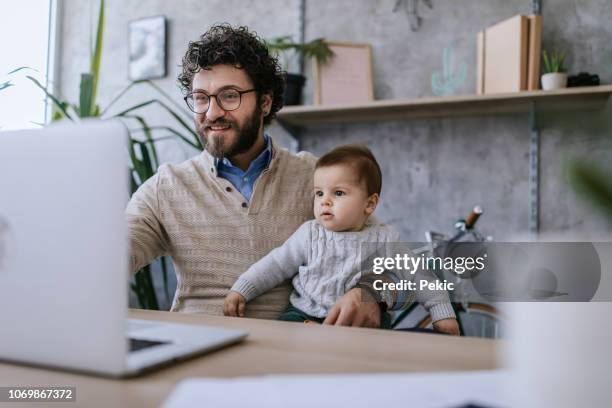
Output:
top-left (126, 137), bottom-right (317, 319)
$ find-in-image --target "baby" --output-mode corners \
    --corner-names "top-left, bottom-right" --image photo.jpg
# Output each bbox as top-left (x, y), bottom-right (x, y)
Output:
top-left (224, 144), bottom-right (458, 332)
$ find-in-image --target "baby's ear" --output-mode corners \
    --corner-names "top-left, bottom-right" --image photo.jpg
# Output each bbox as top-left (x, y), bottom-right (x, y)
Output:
top-left (365, 193), bottom-right (379, 215)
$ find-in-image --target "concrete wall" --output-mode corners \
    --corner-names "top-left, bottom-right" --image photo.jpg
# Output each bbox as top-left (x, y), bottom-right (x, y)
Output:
top-left (57, 0), bottom-right (612, 242)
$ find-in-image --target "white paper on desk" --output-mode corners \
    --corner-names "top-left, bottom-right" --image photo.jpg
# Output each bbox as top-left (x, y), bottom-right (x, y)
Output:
top-left (162, 370), bottom-right (511, 408)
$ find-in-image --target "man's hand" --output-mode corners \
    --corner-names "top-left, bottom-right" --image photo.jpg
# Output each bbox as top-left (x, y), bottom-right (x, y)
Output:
top-left (433, 318), bottom-right (460, 336)
top-left (223, 291), bottom-right (246, 317)
top-left (323, 287), bottom-right (381, 328)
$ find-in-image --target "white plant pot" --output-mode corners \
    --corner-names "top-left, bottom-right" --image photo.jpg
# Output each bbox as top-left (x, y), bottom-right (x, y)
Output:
top-left (541, 72), bottom-right (568, 90)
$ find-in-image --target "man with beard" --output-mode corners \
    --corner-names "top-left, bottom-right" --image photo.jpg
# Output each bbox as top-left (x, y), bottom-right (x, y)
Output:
top-left (126, 25), bottom-right (394, 328)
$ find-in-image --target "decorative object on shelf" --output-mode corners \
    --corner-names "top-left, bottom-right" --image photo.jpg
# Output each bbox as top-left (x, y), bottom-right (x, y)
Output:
top-left (266, 36), bottom-right (334, 105)
top-left (393, 0), bottom-right (434, 32)
top-left (314, 42), bottom-right (374, 106)
top-left (567, 72), bottom-right (600, 87)
top-left (541, 49), bottom-right (567, 90)
top-left (128, 16), bottom-right (167, 81)
top-left (431, 45), bottom-right (467, 96)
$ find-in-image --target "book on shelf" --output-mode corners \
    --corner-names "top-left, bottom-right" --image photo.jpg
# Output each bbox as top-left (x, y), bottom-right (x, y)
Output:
top-left (527, 14), bottom-right (543, 90)
top-left (476, 14), bottom-right (542, 94)
top-left (476, 30), bottom-right (485, 94)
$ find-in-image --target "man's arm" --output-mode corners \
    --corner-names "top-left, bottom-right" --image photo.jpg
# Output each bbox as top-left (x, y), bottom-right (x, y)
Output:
top-left (126, 173), bottom-right (170, 274)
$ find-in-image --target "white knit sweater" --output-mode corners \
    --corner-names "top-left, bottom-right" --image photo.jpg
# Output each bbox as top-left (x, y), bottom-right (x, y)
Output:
top-left (231, 219), bottom-right (456, 322)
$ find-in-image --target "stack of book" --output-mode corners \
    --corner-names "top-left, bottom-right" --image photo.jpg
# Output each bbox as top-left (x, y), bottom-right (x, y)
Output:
top-left (476, 14), bottom-right (543, 94)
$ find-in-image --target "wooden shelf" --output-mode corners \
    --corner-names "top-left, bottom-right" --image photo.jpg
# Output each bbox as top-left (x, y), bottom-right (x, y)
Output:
top-left (276, 85), bottom-right (612, 126)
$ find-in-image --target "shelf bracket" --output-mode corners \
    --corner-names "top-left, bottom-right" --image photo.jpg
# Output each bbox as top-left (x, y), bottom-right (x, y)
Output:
top-left (528, 102), bottom-right (540, 238)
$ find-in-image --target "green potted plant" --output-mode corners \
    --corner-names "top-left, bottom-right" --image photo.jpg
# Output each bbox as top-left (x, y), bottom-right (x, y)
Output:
top-left (265, 36), bottom-right (334, 105)
top-left (541, 49), bottom-right (568, 90)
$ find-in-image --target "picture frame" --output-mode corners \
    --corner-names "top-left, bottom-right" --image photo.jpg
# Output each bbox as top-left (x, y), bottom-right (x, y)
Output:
top-left (314, 42), bottom-right (374, 105)
top-left (128, 16), bottom-right (167, 81)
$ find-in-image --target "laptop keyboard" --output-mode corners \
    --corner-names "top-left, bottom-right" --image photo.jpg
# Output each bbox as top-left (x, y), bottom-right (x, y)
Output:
top-left (129, 338), bottom-right (169, 352)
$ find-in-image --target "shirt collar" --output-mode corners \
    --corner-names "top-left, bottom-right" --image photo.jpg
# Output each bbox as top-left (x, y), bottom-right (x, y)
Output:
top-left (215, 133), bottom-right (272, 173)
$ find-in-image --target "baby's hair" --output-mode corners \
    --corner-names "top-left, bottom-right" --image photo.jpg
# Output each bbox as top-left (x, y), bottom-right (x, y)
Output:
top-left (315, 144), bottom-right (382, 196)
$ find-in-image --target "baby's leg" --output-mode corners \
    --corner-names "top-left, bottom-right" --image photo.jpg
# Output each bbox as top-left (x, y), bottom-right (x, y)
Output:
top-left (278, 305), bottom-right (318, 323)
top-left (278, 305), bottom-right (310, 322)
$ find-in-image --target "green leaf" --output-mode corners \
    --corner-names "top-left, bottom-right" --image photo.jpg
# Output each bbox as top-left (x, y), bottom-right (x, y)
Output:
top-left (137, 141), bottom-right (155, 182)
top-left (128, 139), bottom-right (156, 185)
top-left (89, 0), bottom-right (105, 116)
top-left (142, 80), bottom-right (193, 118)
top-left (25, 75), bottom-right (74, 121)
top-left (79, 73), bottom-right (95, 117)
top-left (125, 115), bottom-right (160, 168)
top-left (7, 66), bottom-right (36, 75)
top-left (100, 81), bottom-right (137, 116)
top-left (123, 118), bottom-right (201, 150)
top-left (134, 266), bottom-right (160, 310)
top-left (542, 50), bottom-right (551, 73)
top-left (134, 267), bottom-right (160, 310)
top-left (127, 139), bottom-right (146, 185)
top-left (52, 110), bottom-right (64, 121)
top-left (132, 270), bottom-right (147, 308)
top-left (114, 99), bottom-right (160, 116)
top-left (542, 49), bottom-right (566, 73)
top-left (160, 257), bottom-right (171, 304)
top-left (130, 171), bottom-right (139, 195)
top-left (303, 38), bottom-right (335, 64)
top-left (265, 36), bottom-right (335, 70)
top-left (115, 99), bottom-right (202, 150)
top-left (567, 159), bottom-right (612, 220)
top-left (0, 81), bottom-right (13, 91)
top-left (101, 80), bottom-right (193, 120)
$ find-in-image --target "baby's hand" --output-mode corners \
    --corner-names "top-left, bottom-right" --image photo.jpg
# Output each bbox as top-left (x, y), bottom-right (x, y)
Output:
top-left (433, 318), bottom-right (460, 336)
top-left (223, 291), bottom-right (246, 317)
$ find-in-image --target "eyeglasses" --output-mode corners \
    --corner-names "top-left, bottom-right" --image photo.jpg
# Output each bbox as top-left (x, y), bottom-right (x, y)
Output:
top-left (184, 88), bottom-right (257, 114)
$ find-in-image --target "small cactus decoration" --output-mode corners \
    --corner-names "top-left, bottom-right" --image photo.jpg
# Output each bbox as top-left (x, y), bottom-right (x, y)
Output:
top-left (431, 45), bottom-right (467, 96)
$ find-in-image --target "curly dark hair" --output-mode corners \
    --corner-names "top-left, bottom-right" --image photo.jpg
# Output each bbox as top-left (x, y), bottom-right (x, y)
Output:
top-left (178, 24), bottom-right (285, 126)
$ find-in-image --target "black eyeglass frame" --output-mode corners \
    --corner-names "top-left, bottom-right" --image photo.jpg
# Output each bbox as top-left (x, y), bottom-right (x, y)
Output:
top-left (183, 88), bottom-right (257, 114)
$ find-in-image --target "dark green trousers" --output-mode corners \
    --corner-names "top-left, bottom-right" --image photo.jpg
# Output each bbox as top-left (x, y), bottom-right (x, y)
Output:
top-left (278, 304), bottom-right (392, 329)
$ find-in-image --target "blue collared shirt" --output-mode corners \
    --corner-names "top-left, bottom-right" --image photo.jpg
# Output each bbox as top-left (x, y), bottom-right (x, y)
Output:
top-left (216, 134), bottom-right (272, 201)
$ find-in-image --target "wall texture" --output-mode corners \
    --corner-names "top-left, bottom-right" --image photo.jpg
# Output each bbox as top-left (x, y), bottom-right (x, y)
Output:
top-left (58, 0), bottom-right (612, 239)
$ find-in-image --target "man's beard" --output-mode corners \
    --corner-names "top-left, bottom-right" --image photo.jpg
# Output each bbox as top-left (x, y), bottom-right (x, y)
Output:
top-left (197, 104), bottom-right (262, 159)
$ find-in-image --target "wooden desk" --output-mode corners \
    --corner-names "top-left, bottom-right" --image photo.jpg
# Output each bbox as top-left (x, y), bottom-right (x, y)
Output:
top-left (0, 309), bottom-right (499, 407)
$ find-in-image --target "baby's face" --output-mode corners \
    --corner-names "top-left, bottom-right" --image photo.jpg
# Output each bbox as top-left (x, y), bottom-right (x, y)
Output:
top-left (313, 164), bottom-right (377, 232)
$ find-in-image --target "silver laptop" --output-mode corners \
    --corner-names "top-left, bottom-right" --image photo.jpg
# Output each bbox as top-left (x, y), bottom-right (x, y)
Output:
top-left (0, 120), bottom-right (247, 377)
